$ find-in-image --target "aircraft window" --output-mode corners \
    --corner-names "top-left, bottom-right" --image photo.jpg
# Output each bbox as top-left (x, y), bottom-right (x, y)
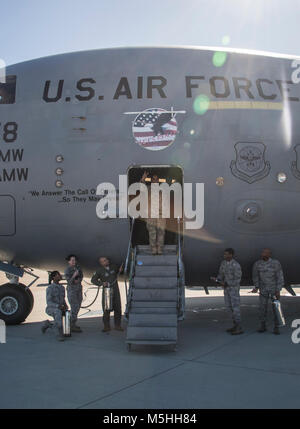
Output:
top-left (0, 75), bottom-right (16, 104)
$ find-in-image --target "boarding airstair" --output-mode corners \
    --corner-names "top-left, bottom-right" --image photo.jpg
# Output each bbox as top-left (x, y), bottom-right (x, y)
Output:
top-left (124, 219), bottom-right (185, 351)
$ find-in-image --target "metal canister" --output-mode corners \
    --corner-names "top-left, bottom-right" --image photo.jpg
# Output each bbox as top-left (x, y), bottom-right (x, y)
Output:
top-left (103, 283), bottom-right (114, 312)
top-left (62, 310), bottom-right (71, 336)
top-left (272, 297), bottom-right (285, 327)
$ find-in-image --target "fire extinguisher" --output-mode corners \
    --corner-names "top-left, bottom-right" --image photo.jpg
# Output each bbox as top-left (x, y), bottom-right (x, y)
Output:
top-left (271, 296), bottom-right (285, 327)
top-left (62, 309), bottom-right (71, 336)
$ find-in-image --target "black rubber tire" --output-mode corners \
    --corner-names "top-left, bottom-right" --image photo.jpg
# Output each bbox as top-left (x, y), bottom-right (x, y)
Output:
top-left (0, 283), bottom-right (32, 325)
top-left (18, 284), bottom-right (34, 312)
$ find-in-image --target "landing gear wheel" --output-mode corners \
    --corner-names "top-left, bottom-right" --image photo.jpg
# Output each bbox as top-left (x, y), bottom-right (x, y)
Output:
top-left (0, 283), bottom-right (32, 325)
top-left (18, 284), bottom-right (34, 312)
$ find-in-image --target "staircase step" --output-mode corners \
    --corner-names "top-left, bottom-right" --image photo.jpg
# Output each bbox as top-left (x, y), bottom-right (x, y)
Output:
top-left (132, 288), bottom-right (177, 302)
top-left (135, 265), bottom-right (177, 277)
top-left (128, 313), bottom-right (177, 327)
top-left (137, 245), bottom-right (177, 255)
top-left (134, 277), bottom-right (177, 289)
top-left (136, 254), bottom-right (177, 266)
top-left (130, 307), bottom-right (177, 315)
top-left (126, 243), bottom-right (181, 347)
top-left (126, 340), bottom-right (177, 346)
top-left (131, 301), bottom-right (177, 309)
top-left (126, 326), bottom-right (177, 342)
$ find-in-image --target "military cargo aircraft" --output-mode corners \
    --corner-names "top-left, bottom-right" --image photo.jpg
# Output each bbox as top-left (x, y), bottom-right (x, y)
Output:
top-left (0, 46), bottom-right (299, 325)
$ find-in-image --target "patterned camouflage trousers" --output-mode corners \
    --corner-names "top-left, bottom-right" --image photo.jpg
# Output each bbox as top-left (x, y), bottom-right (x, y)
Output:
top-left (224, 286), bottom-right (241, 325)
top-left (102, 282), bottom-right (122, 329)
top-left (45, 306), bottom-right (63, 335)
top-left (146, 218), bottom-right (166, 250)
top-left (259, 291), bottom-right (279, 327)
top-left (67, 285), bottom-right (83, 326)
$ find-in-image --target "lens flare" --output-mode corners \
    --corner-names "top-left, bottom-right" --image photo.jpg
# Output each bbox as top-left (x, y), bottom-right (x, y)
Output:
top-left (171, 147), bottom-right (191, 167)
top-left (282, 100), bottom-right (292, 148)
top-left (212, 51), bottom-right (227, 67)
top-left (193, 94), bottom-right (210, 115)
top-left (221, 35), bottom-right (230, 46)
top-left (182, 118), bottom-right (202, 138)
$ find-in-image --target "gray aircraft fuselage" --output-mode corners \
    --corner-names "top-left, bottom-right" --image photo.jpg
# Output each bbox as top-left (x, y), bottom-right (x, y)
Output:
top-left (0, 46), bottom-right (300, 285)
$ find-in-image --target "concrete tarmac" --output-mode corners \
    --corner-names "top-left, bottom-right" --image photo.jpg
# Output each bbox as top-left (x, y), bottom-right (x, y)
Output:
top-left (0, 271), bottom-right (300, 409)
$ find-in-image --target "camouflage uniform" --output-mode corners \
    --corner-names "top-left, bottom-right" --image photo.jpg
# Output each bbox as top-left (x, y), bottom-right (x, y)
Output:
top-left (217, 259), bottom-right (242, 325)
top-left (146, 218), bottom-right (166, 251)
top-left (44, 282), bottom-right (67, 335)
top-left (252, 258), bottom-right (284, 327)
top-left (145, 185), bottom-right (168, 252)
top-left (91, 264), bottom-right (122, 329)
top-left (64, 265), bottom-right (83, 326)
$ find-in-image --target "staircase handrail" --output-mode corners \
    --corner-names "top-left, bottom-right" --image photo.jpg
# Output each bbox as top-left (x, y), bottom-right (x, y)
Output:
top-left (177, 216), bottom-right (185, 319)
top-left (124, 217), bottom-right (135, 276)
top-left (124, 218), bottom-right (136, 317)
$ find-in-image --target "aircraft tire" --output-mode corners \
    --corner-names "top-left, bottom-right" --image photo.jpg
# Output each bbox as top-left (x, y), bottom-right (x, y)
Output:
top-left (18, 284), bottom-right (34, 312)
top-left (0, 283), bottom-right (32, 325)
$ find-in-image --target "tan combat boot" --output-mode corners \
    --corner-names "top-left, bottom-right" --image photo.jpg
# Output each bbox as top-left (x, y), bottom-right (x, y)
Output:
top-left (226, 324), bottom-right (236, 333)
top-left (231, 324), bottom-right (244, 335)
top-left (71, 324), bottom-right (82, 333)
top-left (41, 320), bottom-right (51, 334)
top-left (151, 246), bottom-right (157, 255)
top-left (56, 331), bottom-right (65, 341)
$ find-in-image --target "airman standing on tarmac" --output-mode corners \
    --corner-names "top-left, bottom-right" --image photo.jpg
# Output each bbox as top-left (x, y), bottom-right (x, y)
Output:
top-left (64, 254), bottom-right (83, 333)
top-left (91, 257), bottom-right (124, 333)
top-left (212, 248), bottom-right (243, 335)
top-left (42, 271), bottom-right (68, 341)
top-left (251, 248), bottom-right (284, 335)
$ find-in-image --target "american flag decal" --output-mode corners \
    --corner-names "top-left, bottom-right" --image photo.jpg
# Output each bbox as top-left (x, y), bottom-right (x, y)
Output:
top-left (132, 108), bottom-right (178, 151)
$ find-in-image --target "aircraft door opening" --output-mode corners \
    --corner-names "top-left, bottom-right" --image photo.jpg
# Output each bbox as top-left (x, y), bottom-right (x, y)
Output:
top-left (127, 165), bottom-right (183, 247)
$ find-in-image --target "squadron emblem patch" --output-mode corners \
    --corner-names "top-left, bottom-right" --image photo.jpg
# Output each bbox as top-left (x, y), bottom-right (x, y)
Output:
top-left (230, 142), bottom-right (270, 184)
